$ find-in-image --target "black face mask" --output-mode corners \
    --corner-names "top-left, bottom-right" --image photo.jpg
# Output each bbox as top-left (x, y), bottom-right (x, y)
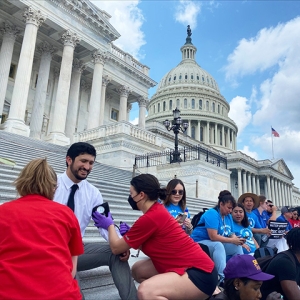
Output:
top-left (128, 195), bottom-right (140, 211)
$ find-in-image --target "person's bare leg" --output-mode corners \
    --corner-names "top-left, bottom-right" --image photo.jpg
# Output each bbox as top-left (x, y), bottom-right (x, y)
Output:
top-left (131, 258), bottom-right (158, 283)
top-left (137, 272), bottom-right (209, 300)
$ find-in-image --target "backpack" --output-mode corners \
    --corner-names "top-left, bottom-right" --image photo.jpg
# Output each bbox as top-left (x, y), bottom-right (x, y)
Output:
top-left (191, 207), bottom-right (213, 228)
top-left (257, 249), bottom-right (295, 272)
top-left (254, 246), bottom-right (278, 259)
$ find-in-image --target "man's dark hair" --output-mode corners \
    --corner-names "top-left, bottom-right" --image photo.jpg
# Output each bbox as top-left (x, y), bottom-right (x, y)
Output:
top-left (259, 195), bottom-right (266, 203)
top-left (286, 227), bottom-right (300, 252)
top-left (66, 142), bottom-right (96, 167)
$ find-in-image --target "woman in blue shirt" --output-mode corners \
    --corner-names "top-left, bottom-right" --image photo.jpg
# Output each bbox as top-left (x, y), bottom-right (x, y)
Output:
top-left (191, 190), bottom-right (245, 284)
top-left (163, 178), bottom-right (193, 234)
top-left (231, 203), bottom-right (258, 255)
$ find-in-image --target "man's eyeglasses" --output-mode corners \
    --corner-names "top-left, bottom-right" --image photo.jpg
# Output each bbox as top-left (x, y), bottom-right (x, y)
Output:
top-left (171, 189), bottom-right (184, 195)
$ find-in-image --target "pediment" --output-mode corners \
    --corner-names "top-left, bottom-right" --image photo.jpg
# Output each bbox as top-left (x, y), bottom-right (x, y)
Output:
top-left (271, 159), bottom-right (294, 179)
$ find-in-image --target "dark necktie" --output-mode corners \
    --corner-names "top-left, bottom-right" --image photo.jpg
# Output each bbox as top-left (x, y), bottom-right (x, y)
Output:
top-left (67, 184), bottom-right (78, 212)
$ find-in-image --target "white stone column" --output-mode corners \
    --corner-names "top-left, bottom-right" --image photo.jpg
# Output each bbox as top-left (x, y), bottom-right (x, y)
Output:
top-left (87, 49), bottom-right (106, 129)
top-left (274, 178), bottom-right (278, 204)
top-left (252, 174), bottom-right (256, 194)
top-left (30, 42), bottom-right (56, 139)
top-left (284, 183), bottom-right (288, 207)
top-left (221, 125), bottom-right (224, 146)
top-left (242, 170), bottom-right (247, 193)
top-left (127, 103), bottom-right (132, 121)
top-left (206, 121), bottom-right (210, 144)
top-left (197, 120), bottom-right (200, 141)
top-left (267, 175), bottom-right (271, 199)
top-left (247, 172), bottom-right (251, 192)
top-left (271, 177), bottom-right (275, 201)
top-left (65, 58), bottom-right (85, 139)
top-left (256, 176), bottom-right (260, 195)
top-left (47, 67), bottom-right (59, 134)
top-left (0, 22), bottom-right (20, 122)
top-left (290, 185), bottom-right (293, 206)
top-left (77, 80), bottom-right (91, 132)
top-left (278, 181), bottom-right (283, 206)
top-left (188, 120), bottom-right (191, 136)
top-left (237, 168), bottom-right (242, 197)
top-left (231, 130), bottom-right (233, 149)
top-left (118, 86), bottom-right (131, 121)
top-left (137, 96), bottom-right (147, 129)
top-left (214, 123), bottom-right (218, 145)
top-left (45, 30), bottom-right (80, 145)
top-left (264, 180), bottom-right (268, 198)
top-left (1, 8), bottom-right (45, 136)
top-left (226, 128), bottom-right (230, 148)
top-left (99, 75), bottom-right (110, 126)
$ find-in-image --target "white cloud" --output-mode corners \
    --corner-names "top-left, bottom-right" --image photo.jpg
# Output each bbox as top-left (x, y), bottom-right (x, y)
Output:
top-left (228, 96), bottom-right (252, 136)
top-left (239, 146), bottom-right (259, 160)
top-left (91, 0), bottom-right (146, 59)
top-left (130, 117), bottom-right (139, 125)
top-left (174, 0), bottom-right (201, 29)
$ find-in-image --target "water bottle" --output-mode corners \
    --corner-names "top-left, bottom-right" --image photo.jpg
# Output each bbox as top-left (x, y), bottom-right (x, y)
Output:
top-left (182, 208), bottom-right (189, 230)
top-left (261, 234), bottom-right (268, 242)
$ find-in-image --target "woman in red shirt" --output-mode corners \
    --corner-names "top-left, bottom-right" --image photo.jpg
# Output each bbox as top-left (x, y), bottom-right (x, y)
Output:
top-left (289, 208), bottom-right (300, 228)
top-left (93, 174), bottom-right (217, 300)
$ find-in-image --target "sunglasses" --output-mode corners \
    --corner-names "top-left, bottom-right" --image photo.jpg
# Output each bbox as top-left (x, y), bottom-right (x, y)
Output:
top-left (293, 213), bottom-right (298, 215)
top-left (171, 189), bottom-right (184, 195)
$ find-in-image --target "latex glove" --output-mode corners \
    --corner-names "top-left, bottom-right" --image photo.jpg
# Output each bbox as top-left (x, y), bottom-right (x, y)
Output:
top-left (92, 211), bottom-right (114, 230)
top-left (120, 222), bottom-right (131, 236)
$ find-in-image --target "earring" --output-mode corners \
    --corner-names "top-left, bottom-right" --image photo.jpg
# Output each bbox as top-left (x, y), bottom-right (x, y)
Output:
top-left (234, 286), bottom-right (238, 290)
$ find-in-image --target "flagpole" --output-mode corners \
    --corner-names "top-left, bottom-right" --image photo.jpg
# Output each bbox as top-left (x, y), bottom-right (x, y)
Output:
top-left (271, 126), bottom-right (274, 159)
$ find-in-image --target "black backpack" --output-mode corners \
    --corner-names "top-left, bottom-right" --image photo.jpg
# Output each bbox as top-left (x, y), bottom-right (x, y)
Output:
top-left (257, 249), bottom-right (295, 272)
top-left (191, 208), bottom-right (212, 228)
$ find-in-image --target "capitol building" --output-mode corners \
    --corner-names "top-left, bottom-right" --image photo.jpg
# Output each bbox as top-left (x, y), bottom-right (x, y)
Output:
top-left (0, 0), bottom-right (299, 206)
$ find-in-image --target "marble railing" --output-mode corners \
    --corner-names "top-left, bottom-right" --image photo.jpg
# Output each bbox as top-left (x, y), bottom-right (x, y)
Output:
top-left (73, 121), bottom-right (162, 146)
top-left (110, 43), bottom-right (149, 75)
top-left (226, 151), bottom-right (258, 165)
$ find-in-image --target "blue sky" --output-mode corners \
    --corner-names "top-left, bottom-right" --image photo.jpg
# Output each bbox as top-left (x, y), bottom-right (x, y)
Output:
top-left (92, 0), bottom-right (300, 188)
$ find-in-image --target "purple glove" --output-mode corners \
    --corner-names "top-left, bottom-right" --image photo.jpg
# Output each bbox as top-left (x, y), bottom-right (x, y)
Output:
top-left (92, 211), bottom-right (114, 230)
top-left (120, 222), bottom-right (131, 236)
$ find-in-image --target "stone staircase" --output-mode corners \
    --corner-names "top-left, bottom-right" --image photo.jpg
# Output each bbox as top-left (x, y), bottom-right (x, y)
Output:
top-left (0, 130), bottom-right (215, 299)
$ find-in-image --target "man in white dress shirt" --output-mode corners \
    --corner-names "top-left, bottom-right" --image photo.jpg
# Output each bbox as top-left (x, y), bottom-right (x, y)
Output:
top-left (54, 142), bottom-right (137, 300)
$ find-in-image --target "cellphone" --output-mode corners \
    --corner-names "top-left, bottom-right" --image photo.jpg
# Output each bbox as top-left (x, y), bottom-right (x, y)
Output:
top-left (92, 202), bottom-right (110, 217)
top-left (176, 213), bottom-right (187, 223)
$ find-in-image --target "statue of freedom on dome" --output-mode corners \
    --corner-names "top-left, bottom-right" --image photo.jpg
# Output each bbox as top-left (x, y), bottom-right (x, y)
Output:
top-left (187, 25), bottom-right (192, 37)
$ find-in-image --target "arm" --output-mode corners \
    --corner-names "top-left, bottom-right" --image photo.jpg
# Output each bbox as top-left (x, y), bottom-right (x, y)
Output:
top-left (207, 228), bottom-right (244, 245)
top-left (71, 256), bottom-right (78, 278)
top-left (280, 280), bottom-right (300, 299)
top-left (252, 227), bottom-right (271, 234)
top-left (252, 236), bottom-right (259, 249)
top-left (267, 206), bottom-right (278, 223)
top-left (108, 225), bottom-right (131, 255)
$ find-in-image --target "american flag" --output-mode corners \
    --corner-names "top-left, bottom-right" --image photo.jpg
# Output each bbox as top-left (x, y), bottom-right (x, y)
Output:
top-left (272, 127), bottom-right (280, 137)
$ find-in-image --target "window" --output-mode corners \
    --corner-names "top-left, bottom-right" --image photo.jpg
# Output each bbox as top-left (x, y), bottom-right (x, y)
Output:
top-left (153, 105), bottom-right (155, 114)
top-left (191, 126), bottom-right (195, 139)
top-left (197, 75), bottom-right (199, 80)
top-left (169, 100), bottom-right (172, 110)
top-left (169, 77), bottom-right (171, 82)
top-left (191, 99), bottom-right (195, 109)
top-left (163, 101), bottom-right (166, 111)
top-left (185, 74), bottom-right (188, 80)
top-left (34, 74), bottom-right (38, 88)
top-left (174, 76), bottom-right (176, 80)
top-left (176, 99), bottom-right (180, 108)
top-left (212, 102), bottom-right (215, 112)
top-left (9, 64), bottom-right (17, 79)
top-left (184, 99), bottom-right (187, 108)
top-left (158, 103), bottom-right (160, 112)
top-left (199, 99), bottom-right (202, 110)
top-left (206, 101), bottom-right (209, 111)
top-left (218, 104), bottom-right (220, 113)
top-left (179, 75), bottom-right (182, 80)
top-left (111, 109), bottom-right (118, 121)
top-left (221, 106), bottom-right (224, 115)
top-left (191, 74), bottom-right (194, 80)
top-left (202, 76), bottom-right (205, 82)
top-left (200, 126), bottom-right (204, 142)
top-left (220, 131), bottom-right (222, 146)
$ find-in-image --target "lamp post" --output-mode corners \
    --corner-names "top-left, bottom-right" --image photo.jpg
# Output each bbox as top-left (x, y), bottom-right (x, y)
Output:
top-left (163, 107), bottom-right (188, 163)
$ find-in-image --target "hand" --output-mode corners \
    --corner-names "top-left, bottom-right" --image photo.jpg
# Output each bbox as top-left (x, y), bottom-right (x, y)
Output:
top-left (92, 211), bottom-right (114, 230)
top-left (230, 235), bottom-right (245, 246)
top-left (120, 222), bottom-right (131, 236)
top-left (184, 218), bottom-right (193, 231)
top-left (261, 228), bottom-right (272, 235)
top-left (119, 250), bottom-right (130, 262)
top-left (266, 291), bottom-right (283, 300)
top-left (272, 205), bottom-right (277, 212)
top-left (242, 244), bottom-right (251, 252)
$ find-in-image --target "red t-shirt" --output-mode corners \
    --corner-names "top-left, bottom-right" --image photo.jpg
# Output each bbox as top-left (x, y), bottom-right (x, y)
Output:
top-left (289, 219), bottom-right (300, 228)
top-left (123, 202), bottom-right (214, 275)
top-left (0, 194), bottom-right (84, 299)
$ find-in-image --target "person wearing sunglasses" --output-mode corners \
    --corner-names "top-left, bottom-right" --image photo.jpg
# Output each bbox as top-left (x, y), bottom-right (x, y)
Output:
top-left (289, 208), bottom-right (300, 228)
top-left (162, 178), bottom-right (193, 234)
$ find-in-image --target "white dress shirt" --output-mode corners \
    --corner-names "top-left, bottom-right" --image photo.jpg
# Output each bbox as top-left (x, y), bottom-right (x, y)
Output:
top-left (54, 171), bottom-right (109, 240)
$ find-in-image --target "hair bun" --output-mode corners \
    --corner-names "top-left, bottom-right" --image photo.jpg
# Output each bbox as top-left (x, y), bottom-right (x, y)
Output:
top-left (158, 188), bottom-right (167, 201)
top-left (218, 190), bottom-right (231, 201)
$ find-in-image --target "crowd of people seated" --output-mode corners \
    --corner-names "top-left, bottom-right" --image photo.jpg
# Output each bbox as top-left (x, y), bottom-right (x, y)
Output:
top-left (1, 142), bottom-right (299, 300)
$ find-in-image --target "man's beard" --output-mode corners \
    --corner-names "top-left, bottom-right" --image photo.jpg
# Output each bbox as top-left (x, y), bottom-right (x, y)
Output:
top-left (70, 163), bottom-right (90, 181)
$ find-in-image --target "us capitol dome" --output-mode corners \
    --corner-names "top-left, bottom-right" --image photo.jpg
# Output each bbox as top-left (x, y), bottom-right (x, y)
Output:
top-left (146, 26), bottom-right (238, 153)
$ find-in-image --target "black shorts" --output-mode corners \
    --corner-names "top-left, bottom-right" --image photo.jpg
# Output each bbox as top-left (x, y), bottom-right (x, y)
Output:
top-left (187, 267), bottom-right (218, 296)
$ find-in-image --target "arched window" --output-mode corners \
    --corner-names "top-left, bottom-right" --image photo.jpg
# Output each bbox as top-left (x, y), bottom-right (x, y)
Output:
top-left (191, 99), bottom-right (195, 109)
top-left (176, 99), bottom-right (180, 108)
top-left (168, 77), bottom-right (171, 82)
top-left (158, 103), bottom-right (160, 112)
top-left (184, 98), bottom-right (187, 108)
top-left (185, 74), bottom-right (188, 80)
top-left (199, 99), bottom-right (202, 110)
top-left (153, 105), bottom-right (155, 114)
top-left (200, 126), bottom-right (204, 142)
top-left (163, 101), bottom-right (166, 111)
top-left (179, 74), bottom-right (182, 80)
top-left (222, 106), bottom-right (224, 115)
top-left (191, 126), bottom-right (196, 139)
top-left (197, 75), bottom-right (199, 80)
top-left (206, 101), bottom-right (209, 111)
top-left (169, 100), bottom-right (172, 110)
top-left (202, 76), bottom-right (205, 82)
top-left (174, 75), bottom-right (176, 80)
top-left (212, 102), bottom-right (215, 112)
top-left (220, 131), bottom-right (222, 146)
top-left (218, 104), bottom-right (220, 113)
top-left (191, 74), bottom-right (194, 80)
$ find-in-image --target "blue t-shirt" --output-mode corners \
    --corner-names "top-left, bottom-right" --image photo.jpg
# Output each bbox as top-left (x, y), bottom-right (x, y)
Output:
top-left (252, 209), bottom-right (269, 228)
top-left (246, 211), bottom-right (260, 228)
top-left (164, 203), bottom-right (191, 218)
top-left (191, 207), bottom-right (234, 242)
top-left (276, 215), bottom-right (292, 231)
top-left (232, 222), bottom-right (256, 254)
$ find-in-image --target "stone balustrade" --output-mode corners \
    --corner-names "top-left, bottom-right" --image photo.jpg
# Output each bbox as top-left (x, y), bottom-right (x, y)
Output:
top-left (226, 151), bottom-right (258, 165)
